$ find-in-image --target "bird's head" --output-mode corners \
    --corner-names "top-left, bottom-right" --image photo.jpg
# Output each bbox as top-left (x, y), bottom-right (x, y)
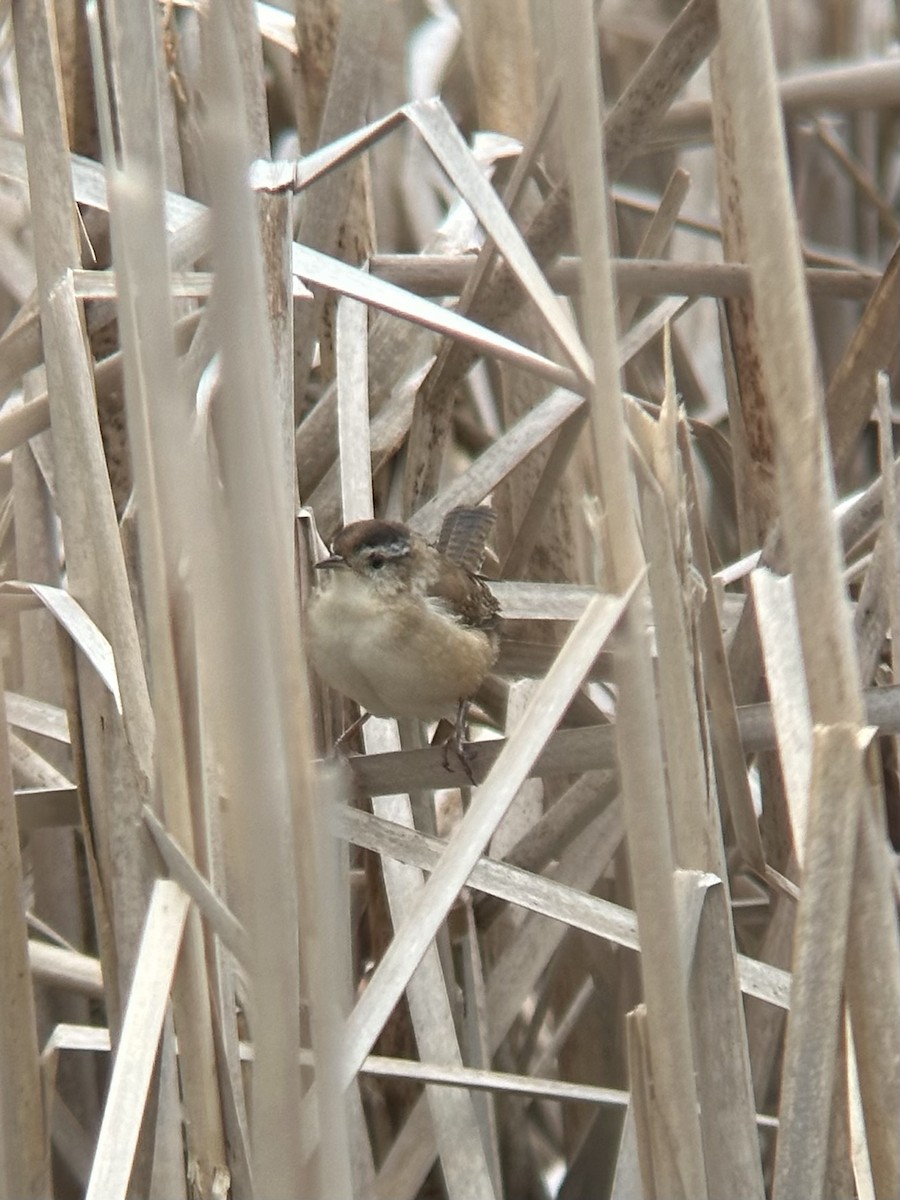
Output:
top-left (317, 519), bottom-right (423, 595)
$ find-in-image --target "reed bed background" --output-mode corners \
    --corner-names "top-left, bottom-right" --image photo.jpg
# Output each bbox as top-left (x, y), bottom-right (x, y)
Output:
top-left (0, 0), bottom-right (898, 1197)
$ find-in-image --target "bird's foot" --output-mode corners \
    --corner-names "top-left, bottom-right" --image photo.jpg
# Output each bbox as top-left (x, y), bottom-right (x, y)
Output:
top-left (440, 701), bottom-right (478, 784)
top-left (332, 711), bottom-right (370, 757)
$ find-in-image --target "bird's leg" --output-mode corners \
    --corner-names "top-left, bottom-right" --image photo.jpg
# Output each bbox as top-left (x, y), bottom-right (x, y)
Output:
top-left (440, 700), bottom-right (477, 784)
top-left (333, 711), bottom-right (371, 756)
top-left (452, 699), bottom-right (470, 763)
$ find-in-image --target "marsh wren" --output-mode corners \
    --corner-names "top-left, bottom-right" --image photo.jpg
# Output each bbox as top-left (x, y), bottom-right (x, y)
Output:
top-left (306, 507), bottom-right (500, 755)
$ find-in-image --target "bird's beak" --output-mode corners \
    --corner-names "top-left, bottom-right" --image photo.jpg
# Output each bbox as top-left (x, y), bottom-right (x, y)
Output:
top-left (315, 554), bottom-right (346, 570)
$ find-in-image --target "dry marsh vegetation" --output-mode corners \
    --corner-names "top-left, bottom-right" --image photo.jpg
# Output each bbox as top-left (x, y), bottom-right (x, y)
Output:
top-left (0, 0), bottom-right (898, 1197)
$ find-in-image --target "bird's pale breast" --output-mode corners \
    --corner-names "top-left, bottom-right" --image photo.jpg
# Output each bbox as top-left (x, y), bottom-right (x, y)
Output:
top-left (306, 572), bottom-right (497, 720)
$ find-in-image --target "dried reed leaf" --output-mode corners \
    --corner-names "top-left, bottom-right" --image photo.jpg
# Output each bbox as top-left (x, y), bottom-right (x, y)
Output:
top-left (679, 419), bottom-right (766, 872)
top-left (85, 4), bottom-right (230, 1177)
top-left (28, 940), bottom-right (103, 998)
top-left (0, 583), bottom-right (121, 710)
top-left (41, 272), bottom-right (156, 1009)
top-left (259, 188), bottom-right (297, 532)
top-left (846, 1016), bottom-right (876, 1200)
top-left (11, 9), bottom-right (155, 796)
top-left (773, 725), bottom-right (869, 1197)
top-left (609, 1106), bottom-right (643, 1200)
top-left (854, 531), bottom-right (894, 682)
top-left (0, 669), bottom-right (48, 1198)
top-left (370, 253), bottom-right (880, 301)
top-left (44, 1018), bottom-right (637, 1112)
top-left (0, 304), bottom-right (205, 457)
top-left (617, 166), bottom-right (691, 330)
top-left (876, 375), bottom-right (900, 693)
top-left (639, 366), bottom-right (764, 1195)
top-left (361, 1055), bottom-right (628, 1108)
top-left (405, 99), bottom-right (590, 380)
top-left (489, 580), bottom-right (597, 620)
top-left (399, 82), bottom-right (559, 516)
top-left (171, 0), bottom-right (298, 53)
top-left (661, 55), bottom-right (900, 147)
top-left (0, 306), bottom-right (43, 404)
top-left (711, 43), bottom-right (778, 551)
top-left (295, 241), bottom-right (580, 387)
top-left (333, 685), bottom-right (900, 795)
top-left (142, 805), bottom-right (248, 965)
top-left (373, 807), bottom-right (630, 1200)
top-left (557, 3), bottom-right (710, 1191)
top-left (334, 804), bottom-right (789, 1009)
top-left (292, 0), bottom-right (383, 396)
top-left (0, 137), bottom-right (581, 390)
top-left (0, 394), bottom-right (52, 458)
top-left (828, 244), bottom-right (900, 480)
top-left (15, 786), bottom-right (80, 832)
top-left (84, 881), bottom-right (190, 1200)
top-left (409, 286), bottom-right (682, 541)
top-left (751, 568), bottom-right (812, 862)
top-left (410, 387), bottom-right (582, 538)
top-left (362, 719), bottom-right (497, 1200)
top-left (843, 811), bottom-right (900, 1196)
top-left (200, 11), bottom-right (309, 1193)
top-left (250, 109), bottom-right (404, 194)
top-left (4, 692), bottom-right (70, 742)
top-left (9, 731), bottom-right (73, 790)
top-left (456, 899), bottom-right (502, 1192)
top-left (687, 876), bottom-right (766, 1198)
top-left (637, 411), bottom-right (713, 870)
top-left (336, 294), bottom-right (374, 522)
top-left (307, 357), bottom-right (432, 537)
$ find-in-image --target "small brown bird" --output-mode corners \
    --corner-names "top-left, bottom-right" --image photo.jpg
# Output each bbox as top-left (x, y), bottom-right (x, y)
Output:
top-left (306, 507), bottom-right (500, 757)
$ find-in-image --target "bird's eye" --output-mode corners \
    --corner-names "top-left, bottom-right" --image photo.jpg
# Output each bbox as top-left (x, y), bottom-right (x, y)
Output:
top-left (369, 553), bottom-right (385, 569)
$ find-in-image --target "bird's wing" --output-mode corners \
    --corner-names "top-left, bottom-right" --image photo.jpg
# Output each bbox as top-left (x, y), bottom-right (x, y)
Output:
top-left (436, 506), bottom-right (496, 573)
top-left (427, 561), bottom-right (501, 631)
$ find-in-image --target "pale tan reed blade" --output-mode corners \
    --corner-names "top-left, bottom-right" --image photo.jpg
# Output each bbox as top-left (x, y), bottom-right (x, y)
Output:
top-left (751, 569), bottom-right (812, 864)
top-left (0, 584), bottom-right (121, 709)
top-left (362, 718), bottom-right (497, 1200)
top-left (336, 294), bottom-right (375, 524)
top-left (84, 881), bottom-right (190, 1200)
top-left (334, 804), bottom-right (790, 1009)
top-left (0, 136), bottom-right (581, 390)
top-left (28, 940), bottom-right (103, 998)
top-left (555, 3), bottom-right (712, 1193)
top-left (0, 662), bottom-right (48, 1198)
